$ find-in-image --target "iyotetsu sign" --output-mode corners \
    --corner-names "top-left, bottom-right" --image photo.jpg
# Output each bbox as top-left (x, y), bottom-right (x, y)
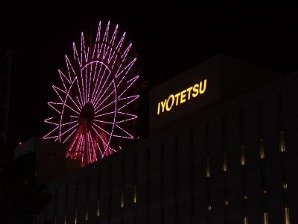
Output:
top-left (149, 56), bottom-right (221, 132)
top-left (156, 79), bottom-right (207, 115)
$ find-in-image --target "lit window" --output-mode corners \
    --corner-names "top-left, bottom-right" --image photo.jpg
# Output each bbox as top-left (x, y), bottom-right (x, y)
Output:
top-left (133, 186), bottom-right (137, 204)
top-left (206, 159), bottom-right (210, 177)
top-left (74, 209), bottom-right (77, 224)
top-left (241, 145), bottom-right (246, 165)
top-left (280, 131), bottom-right (286, 152)
top-left (284, 207), bottom-right (290, 224)
top-left (259, 138), bottom-right (265, 159)
top-left (97, 199), bottom-right (100, 216)
top-left (223, 151), bottom-right (228, 171)
top-left (208, 205), bottom-right (212, 211)
top-left (121, 190), bottom-right (124, 208)
top-left (85, 209), bottom-right (88, 220)
top-left (244, 217), bottom-right (248, 224)
top-left (263, 212), bottom-right (269, 224)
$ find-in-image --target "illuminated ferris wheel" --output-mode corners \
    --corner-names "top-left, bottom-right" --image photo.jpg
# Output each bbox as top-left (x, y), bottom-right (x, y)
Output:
top-left (43, 21), bottom-right (140, 167)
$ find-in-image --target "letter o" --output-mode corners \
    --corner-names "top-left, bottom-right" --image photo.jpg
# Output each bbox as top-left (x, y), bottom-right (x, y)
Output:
top-left (166, 94), bottom-right (175, 111)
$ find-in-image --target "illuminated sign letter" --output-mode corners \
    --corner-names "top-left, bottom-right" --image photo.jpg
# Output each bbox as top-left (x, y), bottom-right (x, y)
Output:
top-left (166, 94), bottom-right (175, 111)
top-left (199, 79), bottom-right (207, 94)
top-left (180, 90), bottom-right (187, 104)
top-left (192, 83), bottom-right (199, 97)
top-left (186, 86), bottom-right (193, 100)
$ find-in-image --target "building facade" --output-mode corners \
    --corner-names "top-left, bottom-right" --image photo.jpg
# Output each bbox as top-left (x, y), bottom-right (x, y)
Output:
top-left (35, 54), bottom-right (298, 224)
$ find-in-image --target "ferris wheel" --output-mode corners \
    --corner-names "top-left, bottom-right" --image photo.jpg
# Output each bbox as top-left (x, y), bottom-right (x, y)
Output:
top-left (43, 21), bottom-right (140, 167)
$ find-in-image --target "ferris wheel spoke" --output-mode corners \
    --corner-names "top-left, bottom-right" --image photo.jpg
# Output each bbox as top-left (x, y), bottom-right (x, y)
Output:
top-left (93, 83), bottom-right (115, 110)
top-left (66, 94), bottom-right (81, 112)
top-left (76, 76), bottom-right (86, 105)
top-left (60, 122), bottom-right (79, 139)
top-left (64, 102), bottom-right (80, 115)
top-left (52, 85), bottom-right (66, 103)
top-left (93, 122), bottom-right (113, 137)
top-left (81, 32), bottom-right (90, 62)
top-left (76, 96), bottom-right (83, 109)
top-left (109, 32), bottom-right (126, 69)
top-left (91, 64), bottom-right (108, 104)
top-left (73, 42), bottom-right (82, 67)
top-left (83, 65), bottom-right (89, 103)
top-left (117, 95), bottom-right (139, 111)
top-left (58, 69), bottom-right (71, 91)
top-left (96, 142), bottom-right (105, 159)
top-left (63, 127), bottom-right (78, 144)
top-left (48, 102), bottom-right (62, 114)
top-left (60, 120), bottom-right (78, 127)
top-left (116, 113), bottom-right (138, 124)
top-left (94, 118), bottom-right (115, 125)
top-left (92, 127), bottom-right (111, 153)
top-left (92, 21), bottom-right (102, 59)
top-left (78, 69), bottom-right (87, 104)
top-left (94, 110), bottom-right (115, 117)
top-left (118, 75), bottom-right (139, 98)
top-left (44, 117), bottom-right (58, 126)
top-left (88, 132), bottom-right (97, 162)
top-left (114, 125), bottom-right (134, 139)
top-left (101, 21), bottom-right (110, 59)
top-left (116, 57), bottom-right (137, 83)
top-left (93, 67), bottom-right (112, 104)
top-left (43, 124), bottom-right (59, 140)
top-left (91, 62), bottom-right (104, 100)
top-left (122, 42), bottom-right (133, 60)
top-left (94, 97), bottom-right (116, 113)
top-left (65, 55), bottom-right (77, 82)
top-left (87, 64), bottom-right (93, 102)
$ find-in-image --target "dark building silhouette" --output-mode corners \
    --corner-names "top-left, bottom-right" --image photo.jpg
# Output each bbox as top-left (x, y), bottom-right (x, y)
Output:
top-left (26, 54), bottom-right (297, 224)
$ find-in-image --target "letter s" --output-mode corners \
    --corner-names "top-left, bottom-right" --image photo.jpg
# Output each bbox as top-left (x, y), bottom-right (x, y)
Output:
top-left (192, 83), bottom-right (199, 97)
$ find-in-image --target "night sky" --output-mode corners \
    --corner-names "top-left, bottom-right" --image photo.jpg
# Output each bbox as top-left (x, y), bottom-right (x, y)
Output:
top-left (1, 2), bottom-right (298, 143)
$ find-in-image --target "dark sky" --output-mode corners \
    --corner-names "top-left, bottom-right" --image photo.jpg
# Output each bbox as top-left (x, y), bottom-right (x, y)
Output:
top-left (1, 2), bottom-right (298, 143)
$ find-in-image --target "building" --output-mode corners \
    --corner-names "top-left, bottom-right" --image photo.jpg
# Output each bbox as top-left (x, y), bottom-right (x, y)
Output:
top-left (33, 54), bottom-right (297, 223)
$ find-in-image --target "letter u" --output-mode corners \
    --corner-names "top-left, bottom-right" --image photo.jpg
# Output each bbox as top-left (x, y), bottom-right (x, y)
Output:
top-left (199, 79), bottom-right (207, 94)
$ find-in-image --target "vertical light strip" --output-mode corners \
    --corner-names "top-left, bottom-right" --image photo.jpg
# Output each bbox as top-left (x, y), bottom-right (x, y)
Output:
top-left (54, 188), bottom-right (58, 224)
top-left (175, 136), bottom-right (179, 223)
top-left (74, 180), bottom-right (78, 224)
top-left (64, 184), bottom-right (68, 224)
top-left (284, 207), bottom-right (290, 224)
top-left (121, 159), bottom-right (124, 224)
top-left (263, 212), bottom-right (269, 224)
top-left (190, 128), bottom-right (195, 224)
top-left (133, 186), bottom-right (137, 204)
top-left (133, 153), bottom-right (137, 204)
top-left (277, 92), bottom-right (290, 224)
top-left (85, 176), bottom-right (89, 221)
top-left (133, 153), bottom-right (137, 224)
top-left (160, 142), bottom-right (164, 224)
top-left (97, 169), bottom-right (101, 217)
top-left (205, 123), bottom-right (211, 224)
top-left (240, 108), bottom-right (248, 224)
top-left (147, 148), bottom-right (150, 224)
top-left (257, 99), bottom-right (268, 224)
top-left (108, 165), bottom-right (112, 224)
top-left (222, 116), bottom-right (229, 224)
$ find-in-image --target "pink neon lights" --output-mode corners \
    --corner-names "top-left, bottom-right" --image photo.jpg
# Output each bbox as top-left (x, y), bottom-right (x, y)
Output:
top-left (44, 21), bottom-right (139, 167)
